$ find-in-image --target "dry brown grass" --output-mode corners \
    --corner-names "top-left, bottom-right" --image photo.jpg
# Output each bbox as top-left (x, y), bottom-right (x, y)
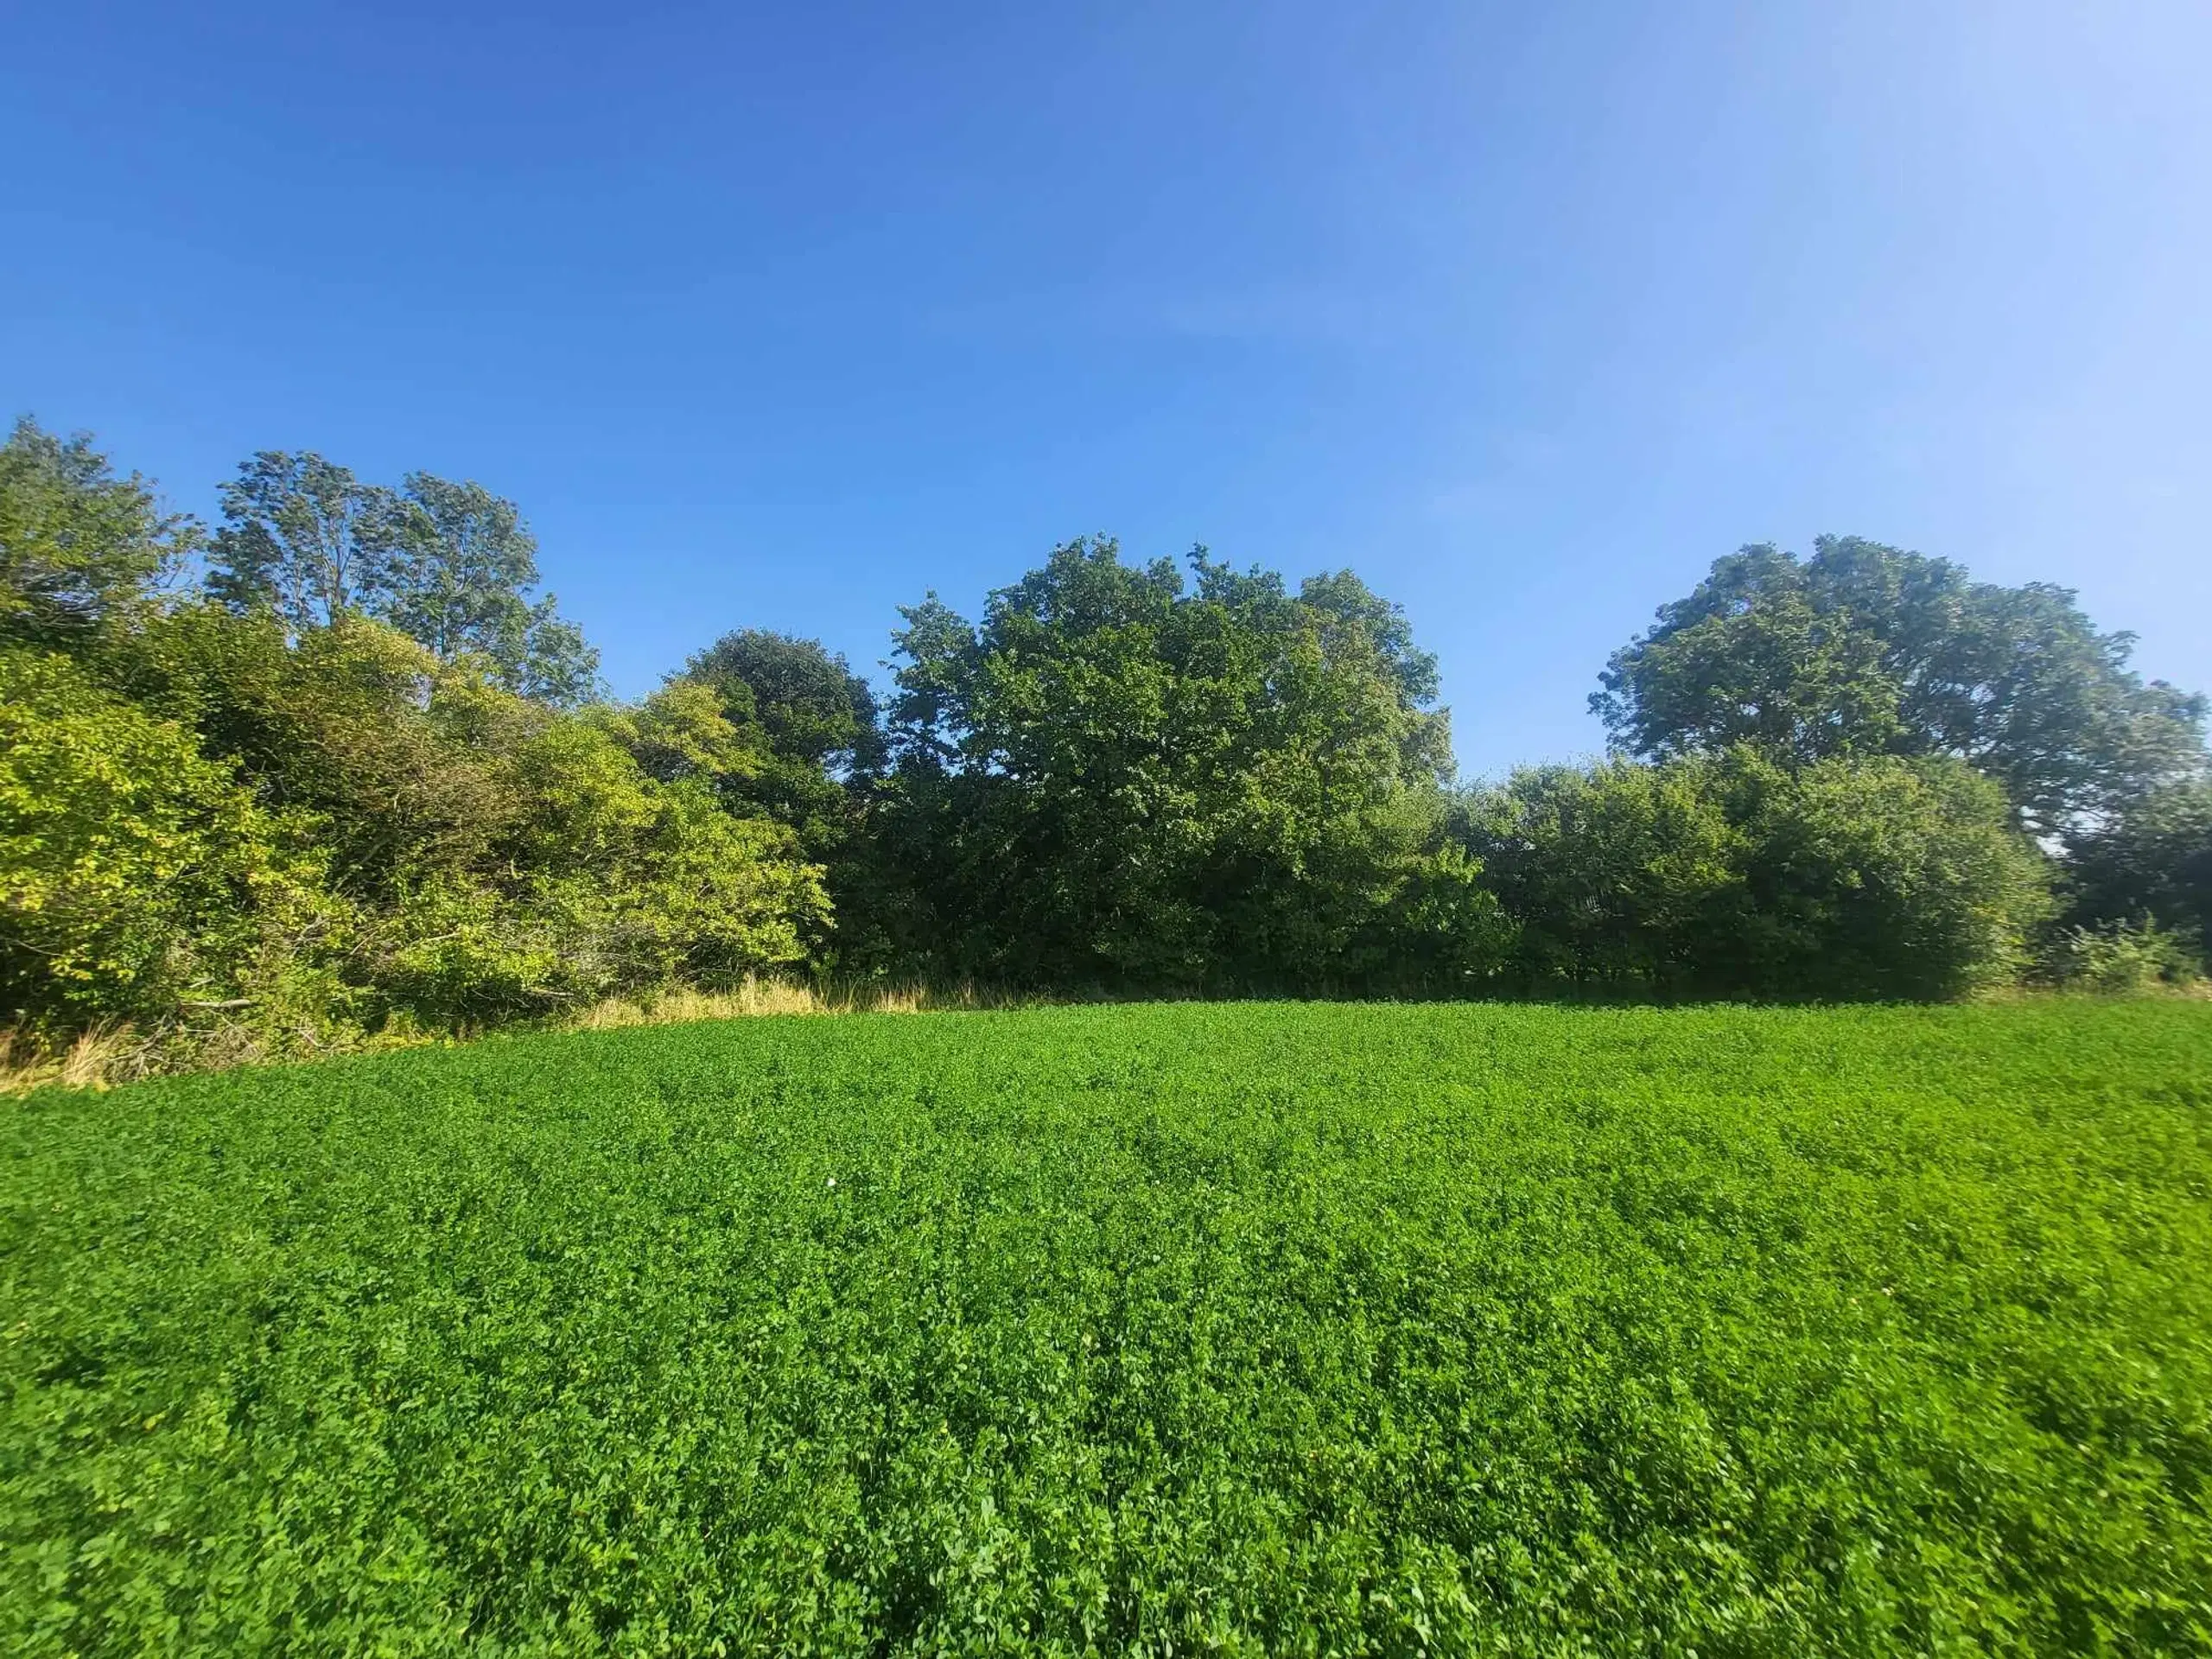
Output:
top-left (565, 976), bottom-right (1019, 1031)
top-left (0, 1023), bottom-right (152, 1096)
top-left (568, 980), bottom-right (828, 1029)
top-left (2, 979), bottom-right (1030, 1094)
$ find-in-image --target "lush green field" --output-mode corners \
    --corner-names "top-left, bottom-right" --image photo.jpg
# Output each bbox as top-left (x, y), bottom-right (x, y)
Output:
top-left (3, 1003), bottom-right (2209, 1656)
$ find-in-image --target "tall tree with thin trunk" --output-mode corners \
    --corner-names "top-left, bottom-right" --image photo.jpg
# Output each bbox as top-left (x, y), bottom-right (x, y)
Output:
top-left (371, 474), bottom-right (601, 706)
top-left (207, 452), bottom-right (385, 635)
top-left (207, 454), bottom-right (600, 705)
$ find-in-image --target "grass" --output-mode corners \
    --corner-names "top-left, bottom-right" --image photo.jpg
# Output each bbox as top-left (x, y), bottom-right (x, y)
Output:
top-left (3, 1001), bottom-right (2209, 1656)
top-left (0, 978), bottom-right (1020, 1095)
top-left (563, 976), bottom-right (1024, 1029)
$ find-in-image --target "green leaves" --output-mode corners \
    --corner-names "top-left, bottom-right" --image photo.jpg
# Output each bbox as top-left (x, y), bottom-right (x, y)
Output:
top-left (13, 416), bottom-right (2212, 1039)
top-left (207, 451), bottom-right (385, 631)
top-left (0, 645), bottom-right (312, 1027)
top-left (207, 454), bottom-right (601, 707)
top-left (0, 418), bottom-right (196, 644)
top-left (1595, 537), bottom-right (2209, 836)
top-left (874, 539), bottom-right (1473, 990)
top-left (4, 1001), bottom-right (2209, 1652)
top-left (2, 607), bottom-right (827, 1046)
top-left (372, 474), bottom-right (601, 708)
top-left (1470, 750), bottom-right (2054, 998)
top-left (2064, 779), bottom-right (2212, 963)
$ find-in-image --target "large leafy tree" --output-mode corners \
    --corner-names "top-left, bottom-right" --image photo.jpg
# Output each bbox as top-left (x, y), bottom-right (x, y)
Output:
top-left (372, 474), bottom-right (600, 705)
top-left (207, 453), bottom-right (600, 705)
top-left (207, 452), bottom-right (385, 632)
top-left (679, 630), bottom-right (885, 831)
top-left (0, 417), bottom-right (196, 643)
top-left (877, 537), bottom-right (1488, 988)
top-left (673, 630), bottom-right (886, 964)
top-left (1593, 536), bottom-right (2207, 834)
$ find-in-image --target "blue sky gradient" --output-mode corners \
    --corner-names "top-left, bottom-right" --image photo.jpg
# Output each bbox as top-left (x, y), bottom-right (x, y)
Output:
top-left (7, 1), bottom-right (2208, 776)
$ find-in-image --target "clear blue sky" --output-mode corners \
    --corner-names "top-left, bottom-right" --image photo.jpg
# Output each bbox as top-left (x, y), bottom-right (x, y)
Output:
top-left (7, 1), bottom-right (2209, 777)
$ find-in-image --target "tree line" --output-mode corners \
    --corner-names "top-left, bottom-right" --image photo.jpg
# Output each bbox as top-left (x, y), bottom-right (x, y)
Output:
top-left (3, 417), bottom-right (2206, 1068)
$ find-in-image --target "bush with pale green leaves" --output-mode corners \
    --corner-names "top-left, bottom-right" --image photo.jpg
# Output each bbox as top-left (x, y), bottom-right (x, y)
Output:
top-left (0, 646), bottom-right (327, 1032)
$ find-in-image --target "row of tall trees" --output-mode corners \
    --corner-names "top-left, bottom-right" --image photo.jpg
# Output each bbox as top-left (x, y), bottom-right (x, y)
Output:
top-left (3, 417), bottom-right (2206, 1065)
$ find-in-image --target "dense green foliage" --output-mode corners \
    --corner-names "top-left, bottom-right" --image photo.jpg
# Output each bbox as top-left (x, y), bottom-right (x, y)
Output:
top-left (2065, 779), bottom-right (2212, 957)
top-left (0, 418), bottom-right (195, 645)
top-left (676, 629), bottom-right (888, 962)
top-left (4, 1001), bottom-right (2208, 1654)
top-left (873, 540), bottom-right (1491, 990)
top-left (1469, 750), bottom-right (2053, 998)
top-left (1592, 537), bottom-right (2207, 836)
top-left (0, 645), bottom-right (322, 1027)
top-left (0, 424), bottom-right (858, 1058)
top-left (207, 450), bottom-right (600, 705)
top-left (3, 420), bottom-right (2207, 1058)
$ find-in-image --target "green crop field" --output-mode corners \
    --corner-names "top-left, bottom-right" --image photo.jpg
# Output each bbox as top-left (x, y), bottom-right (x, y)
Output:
top-left (3, 1002), bottom-right (2209, 1656)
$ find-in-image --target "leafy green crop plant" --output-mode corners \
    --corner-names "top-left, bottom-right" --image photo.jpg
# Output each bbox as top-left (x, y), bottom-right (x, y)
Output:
top-left (3, 1001), bottom-right (2209, 1654)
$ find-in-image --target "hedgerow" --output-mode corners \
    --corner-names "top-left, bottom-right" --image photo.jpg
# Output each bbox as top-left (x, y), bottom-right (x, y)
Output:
top-left (10, 422), bottom-right (2209, 1067)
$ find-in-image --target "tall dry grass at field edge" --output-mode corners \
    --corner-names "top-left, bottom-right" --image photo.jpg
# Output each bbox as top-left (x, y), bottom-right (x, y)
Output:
top-left (0, 977), bottom-right (1025, 1094)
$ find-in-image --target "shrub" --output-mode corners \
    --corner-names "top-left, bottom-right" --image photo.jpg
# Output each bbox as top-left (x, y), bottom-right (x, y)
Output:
top-left (1467, 757), bottom-right (1745, 991)
top-left (1733, 753), bottom-right (2053, 998)
top-left (2, 607), bottom-right (832, 1046)
top-left (1468, 751), bottom-right (2051, 998)
top-left (2063, 779), bottom-right (2212, 974)
top-left (0, 646), bottom-right (334, 1033)
top-left (2043, 918), bottom-right (2204, 994)
top-left (99, 605), bottom-right (527, 899)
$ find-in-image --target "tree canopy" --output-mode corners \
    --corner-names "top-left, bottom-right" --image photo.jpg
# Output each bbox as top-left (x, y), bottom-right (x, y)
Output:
top-left (5, 417), bottom-right (2208, 1068)
top-left (207, 452), bottom-right (600, 704)
top-left (873, 537), bottom-right (1482, 989)
top-left (1593, 536), bottom-right (2208, 834)
top-left (2064, 779), bottom-right (2212, 955)
top-left (372, 473), bottom-right (601, 705)
top-left (0, 417), bottom-right (195, 643)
